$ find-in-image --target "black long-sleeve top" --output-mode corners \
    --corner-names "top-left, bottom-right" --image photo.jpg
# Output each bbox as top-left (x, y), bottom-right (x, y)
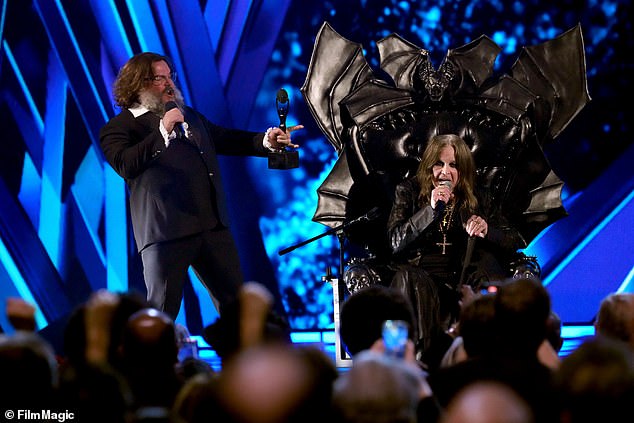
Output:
top-left (387, 176), bottom-right (526, 286)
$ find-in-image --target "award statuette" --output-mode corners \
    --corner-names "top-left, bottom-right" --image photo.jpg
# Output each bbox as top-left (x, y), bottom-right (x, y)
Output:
top-left (268, 88), bottom-right (299, 169)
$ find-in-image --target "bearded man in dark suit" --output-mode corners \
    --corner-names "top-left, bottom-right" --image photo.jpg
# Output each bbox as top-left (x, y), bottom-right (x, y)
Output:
top-left (100, 52), bottom-right (301, 319)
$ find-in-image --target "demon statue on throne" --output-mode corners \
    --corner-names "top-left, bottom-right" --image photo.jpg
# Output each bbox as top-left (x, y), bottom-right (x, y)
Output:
top-left (301, 22), bottom-right (590, 296)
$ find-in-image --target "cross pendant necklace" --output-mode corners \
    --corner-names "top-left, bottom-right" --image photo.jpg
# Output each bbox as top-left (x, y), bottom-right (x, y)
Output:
top-left (436, 233), bottom-right (452, 255)
top-left (437, 203), bottom-right (455, 255)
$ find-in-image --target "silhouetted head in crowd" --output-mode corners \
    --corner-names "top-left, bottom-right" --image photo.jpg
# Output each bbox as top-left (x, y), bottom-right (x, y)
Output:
top-left (340, 285), bottom-right (415, 356)
top-left (58, 362), bottom-right (133, 423)
top-left (332, 350), bottom-right (425, 423)
top-left (554, 336), bottom-right (634, 422)
top-left (441, 381), bottom-right (534, 423)
top-left (458, 293), bottom-right (498, 358)
top-left (106, 291), bottom-right (150, 361)
top-left (173, 373), bottom-right (218, 423)
top-left (594, 292), bottom-right (634, 350)
top-left (122, 308), bottom-right (178, 368)
top-left (494, 277), bottom-right (551, 357)
top-left (63, 303), bottom-right (89, 366)
top-left (62, 290), bottom-right (148, 368)
top-left (546, 310), bottom-right (563, 352)
top-left (212, 343), bottom-right (337, 423)
top-left (120, 308), bottom-right (181, 410)
top-left (0, 332), bottom-right (58, 408)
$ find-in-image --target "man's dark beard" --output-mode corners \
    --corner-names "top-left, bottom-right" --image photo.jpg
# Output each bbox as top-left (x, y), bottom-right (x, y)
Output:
top-left (138, 87), bottom-right (185, 116)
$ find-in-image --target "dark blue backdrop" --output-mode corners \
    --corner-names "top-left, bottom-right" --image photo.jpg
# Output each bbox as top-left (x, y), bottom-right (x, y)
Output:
top-left (0, 0), bottom-right (632, 337)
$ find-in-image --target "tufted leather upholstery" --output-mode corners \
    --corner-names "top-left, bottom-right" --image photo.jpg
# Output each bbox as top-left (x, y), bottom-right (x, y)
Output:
top-left (340, 100), bottom-right (543, 254)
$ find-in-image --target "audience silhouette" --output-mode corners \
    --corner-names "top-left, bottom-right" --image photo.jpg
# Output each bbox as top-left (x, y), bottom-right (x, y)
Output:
top-left (339, 285), bottom-right (416, 358)
top-left (594, 292), bottom-right (634, 351)
top-left (0, 331), bottom-right (58, 409)
top-left (332, 350), bottom-right (430, 423)
top-left (440, 380), bottom-right (535, 423)
top-left (428, 277), bottom-right (559, 422)
top-left (120, 308), bottom-right (183, 413)
top-left (1, 282), bottom-right (631, 423)
top-left (554, 336), bottom-right (634, 423)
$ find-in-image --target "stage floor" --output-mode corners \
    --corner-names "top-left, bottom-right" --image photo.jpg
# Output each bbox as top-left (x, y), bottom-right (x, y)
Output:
top-left (193, 325), bottom-right (595, 371)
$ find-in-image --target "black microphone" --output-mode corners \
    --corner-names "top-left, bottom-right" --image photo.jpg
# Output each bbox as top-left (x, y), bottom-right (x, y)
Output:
top-left (276, 88), bottom-right (289, 132)
top-left (434, 180), bottom-right (453, 218)
top-left (164, 101), bottom-right (187, 138)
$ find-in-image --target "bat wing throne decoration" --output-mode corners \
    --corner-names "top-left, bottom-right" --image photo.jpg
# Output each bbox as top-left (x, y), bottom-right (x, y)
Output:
top-left (301, 22), bottom-right (590, 292)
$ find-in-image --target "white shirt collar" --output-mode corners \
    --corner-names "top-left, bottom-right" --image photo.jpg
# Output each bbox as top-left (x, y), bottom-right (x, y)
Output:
top-left (128, 103), bottom-right (151, 118)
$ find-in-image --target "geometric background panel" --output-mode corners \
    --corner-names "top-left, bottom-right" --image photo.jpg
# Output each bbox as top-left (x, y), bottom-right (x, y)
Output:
top-left (1, 0), bottom-right (633, 343)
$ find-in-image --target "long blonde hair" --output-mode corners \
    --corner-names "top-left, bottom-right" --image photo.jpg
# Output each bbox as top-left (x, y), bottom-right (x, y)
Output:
top-left (416, 134), bottom-right (478, 215)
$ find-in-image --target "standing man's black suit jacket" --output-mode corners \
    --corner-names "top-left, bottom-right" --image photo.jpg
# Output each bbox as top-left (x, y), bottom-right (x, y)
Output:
top-left (100, 107), bottom-right (268, 252)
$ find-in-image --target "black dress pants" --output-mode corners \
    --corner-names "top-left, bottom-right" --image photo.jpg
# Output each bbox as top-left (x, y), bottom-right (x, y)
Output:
top-left (390, 264), bottom-right (458, 362)
top-left (141, 228), bottom-right (244, 320)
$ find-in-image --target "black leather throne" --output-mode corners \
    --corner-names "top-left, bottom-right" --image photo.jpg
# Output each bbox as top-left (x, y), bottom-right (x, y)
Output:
top-left (301, 22), bottom-right (589, 295)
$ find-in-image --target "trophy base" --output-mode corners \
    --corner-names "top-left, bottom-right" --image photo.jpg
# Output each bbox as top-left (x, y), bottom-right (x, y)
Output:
top-left (268, 150), bottom-right (299, 169)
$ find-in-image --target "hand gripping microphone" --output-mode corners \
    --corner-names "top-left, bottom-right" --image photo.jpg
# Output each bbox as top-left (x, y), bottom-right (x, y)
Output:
top-left (164, 101), bottom-right (188, 139)
top-left (268, 88), bottom-right (299, 169)
top-left (434, 180), bottom-right (453, 218)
